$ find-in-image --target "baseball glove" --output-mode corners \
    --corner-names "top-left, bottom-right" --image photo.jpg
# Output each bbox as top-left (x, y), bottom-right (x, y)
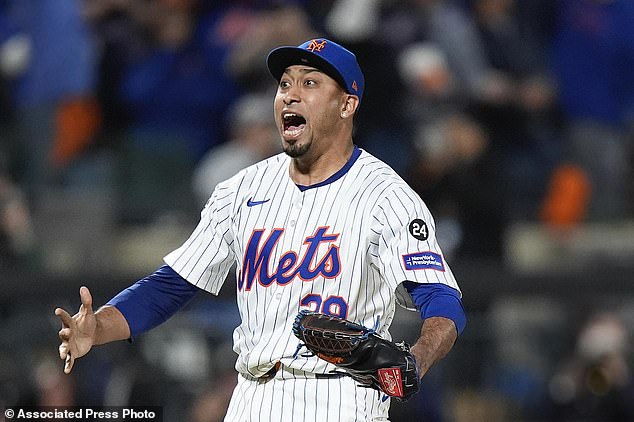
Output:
top-left (292, 310), bottom-right (420, 401)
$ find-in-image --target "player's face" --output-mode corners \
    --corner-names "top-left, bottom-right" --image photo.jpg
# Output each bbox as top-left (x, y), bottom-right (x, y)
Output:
top-left (274, 65), bottom-right (347, 158)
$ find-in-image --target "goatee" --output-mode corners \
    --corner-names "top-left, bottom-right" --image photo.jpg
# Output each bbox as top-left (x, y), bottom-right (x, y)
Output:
top-left (283, 140), bottom-right (310, 158)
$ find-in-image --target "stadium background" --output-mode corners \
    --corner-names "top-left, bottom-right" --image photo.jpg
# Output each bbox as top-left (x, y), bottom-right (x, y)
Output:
top-left (1, 0), bottom-right (633, 421)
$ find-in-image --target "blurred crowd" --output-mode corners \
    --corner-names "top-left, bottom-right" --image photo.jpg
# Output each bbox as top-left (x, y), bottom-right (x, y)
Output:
top-left (0, 0), bottom-right (632, 268)
top-left (1, 0), bottom-right (634, 421)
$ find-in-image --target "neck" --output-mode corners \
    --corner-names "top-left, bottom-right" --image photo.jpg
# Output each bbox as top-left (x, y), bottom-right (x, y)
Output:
top-left (289, 141), bottom-right (354, 186)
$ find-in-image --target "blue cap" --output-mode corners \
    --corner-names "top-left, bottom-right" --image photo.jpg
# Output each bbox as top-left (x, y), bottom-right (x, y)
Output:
top-left (267, 38), bottom-right (364, 102)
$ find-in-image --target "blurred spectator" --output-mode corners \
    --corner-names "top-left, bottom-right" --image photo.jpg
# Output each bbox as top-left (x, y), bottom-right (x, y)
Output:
top-left (551, 0), bottom-right (634, 221)
top-left (192, 92), bottom-right (279, 206)
top-left (89, 0), bottom-right (243, 224)
top-left (1, 0), bottom-right (102, 199)
top-left (187, 381), bottom-right (236, 422)
top-left (468, 0), bottom-right (562, 222)
top-left (186, 337), bottom-right (238, 422)
top-left (484, 297), bottom-right (568, 420)
top-left (547, 312), bottom-right (634, 421)
top-left (0, 153), bottom-right (35, 266)
top-left (539, 162), bottom-right (592, 230)
top-left (33, 353), bottom-right (76, 407)
top-left (116, 0), bottom-right (240, 160)
top-left (226, 3), bottom-right (317, 91)
top-left (0, 4), bottom-right (23, 196)
top-left (377, 0), bottom-right (500, 102)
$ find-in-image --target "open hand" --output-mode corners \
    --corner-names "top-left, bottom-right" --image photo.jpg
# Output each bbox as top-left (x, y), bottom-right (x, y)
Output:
top-left (54, 286), bottom-right (97, 374)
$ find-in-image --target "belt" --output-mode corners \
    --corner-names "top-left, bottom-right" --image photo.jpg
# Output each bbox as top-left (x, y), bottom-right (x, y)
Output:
top-left (315, 372), bottom-right (347, 379)
top-left (260, 362), bottom-right (281, 380)
top-left (258, 362), bottom-right (347, 381)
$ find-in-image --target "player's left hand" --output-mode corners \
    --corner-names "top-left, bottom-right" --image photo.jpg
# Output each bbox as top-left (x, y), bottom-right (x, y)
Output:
top-left (54, 286), bottom-right (97, 374)
top-left (292, 311), bottom-right (420, 401)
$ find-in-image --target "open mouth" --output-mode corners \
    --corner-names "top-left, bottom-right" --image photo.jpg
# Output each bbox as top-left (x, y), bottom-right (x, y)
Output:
top-left (282, 112), bottom-right (306, 138)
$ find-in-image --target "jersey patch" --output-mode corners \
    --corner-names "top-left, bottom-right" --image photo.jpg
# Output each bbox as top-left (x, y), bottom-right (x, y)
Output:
top-left (402, 251), bottom-right (445, 272)
top-left (408, 219), bottom-right (429, 241)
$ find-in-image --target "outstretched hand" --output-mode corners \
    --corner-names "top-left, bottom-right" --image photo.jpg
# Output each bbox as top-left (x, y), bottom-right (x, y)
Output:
top-left (55, 286), bottom-right (97, 374)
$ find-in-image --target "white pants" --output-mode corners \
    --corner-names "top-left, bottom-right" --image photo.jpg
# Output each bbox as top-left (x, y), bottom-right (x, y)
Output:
top-left (223, 367), bottom-right (391, 421)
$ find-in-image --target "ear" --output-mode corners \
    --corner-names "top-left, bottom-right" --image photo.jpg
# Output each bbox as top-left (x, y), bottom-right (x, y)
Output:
top-left (340, 95), bottom-right (360, 119)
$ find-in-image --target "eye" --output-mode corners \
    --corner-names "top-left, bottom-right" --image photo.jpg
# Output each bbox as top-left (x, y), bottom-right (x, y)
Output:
top-left (304, 79), bottom-right (317, 86)
top-left (279, 80), bottom-right (291, 89)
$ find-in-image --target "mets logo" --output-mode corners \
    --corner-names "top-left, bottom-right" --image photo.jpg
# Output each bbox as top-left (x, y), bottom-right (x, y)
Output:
top-left (306, 39), bottom-right (327, 52)
top-left (238, 226), bottom-right (341, 291)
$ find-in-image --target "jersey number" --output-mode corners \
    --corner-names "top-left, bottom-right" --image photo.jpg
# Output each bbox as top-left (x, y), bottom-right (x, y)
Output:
top-left (300, 294), bottom-right (348, 319)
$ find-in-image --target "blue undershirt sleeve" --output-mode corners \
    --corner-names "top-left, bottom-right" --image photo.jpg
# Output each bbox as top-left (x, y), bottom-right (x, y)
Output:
top-left (402, 281), bottom-right (466, 335)
top-left (107, 264), bottom-right (200, 339)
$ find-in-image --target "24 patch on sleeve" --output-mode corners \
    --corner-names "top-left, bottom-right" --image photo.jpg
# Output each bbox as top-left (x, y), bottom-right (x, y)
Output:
top-left (402, 251), bottom-right (445, 271)
top-left (408, 219), bottom-right (429, 241)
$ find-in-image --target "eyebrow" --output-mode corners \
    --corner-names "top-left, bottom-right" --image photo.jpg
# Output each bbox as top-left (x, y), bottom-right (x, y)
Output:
top-left (282, 67), bottom-right (325, 76)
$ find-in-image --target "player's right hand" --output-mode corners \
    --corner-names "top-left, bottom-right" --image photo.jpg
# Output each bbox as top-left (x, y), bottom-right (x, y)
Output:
top-left (54, 286), bottom-right (97, 374)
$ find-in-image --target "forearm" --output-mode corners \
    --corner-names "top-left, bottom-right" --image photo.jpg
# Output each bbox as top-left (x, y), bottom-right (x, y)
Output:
top-left (93, 305), bottom-right (131, 345)
top-left (106, 265), bottom-right (199, 338)
top-left (410, 316), bottom-right (458, 378)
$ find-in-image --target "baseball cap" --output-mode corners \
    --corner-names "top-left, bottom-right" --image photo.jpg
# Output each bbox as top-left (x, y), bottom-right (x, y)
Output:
top-left (267, 38), bottom-right (364, 102)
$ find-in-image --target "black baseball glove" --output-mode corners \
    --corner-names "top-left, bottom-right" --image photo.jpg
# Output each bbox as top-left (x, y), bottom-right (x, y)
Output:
top-left (292, 310), bottom-right (420, 401)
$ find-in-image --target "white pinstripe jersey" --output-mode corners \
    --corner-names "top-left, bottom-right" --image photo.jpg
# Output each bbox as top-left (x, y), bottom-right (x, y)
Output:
top-left (164, 146), bottom-right (460, 378)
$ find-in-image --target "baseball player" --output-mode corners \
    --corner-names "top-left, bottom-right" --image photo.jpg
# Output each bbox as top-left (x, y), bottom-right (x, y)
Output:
top-left (55, 38), bottom-right (466, 421)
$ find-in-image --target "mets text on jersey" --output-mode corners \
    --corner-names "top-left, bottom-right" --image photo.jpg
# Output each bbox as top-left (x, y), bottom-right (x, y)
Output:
top-left (238, 226), bottom-right (341, 291)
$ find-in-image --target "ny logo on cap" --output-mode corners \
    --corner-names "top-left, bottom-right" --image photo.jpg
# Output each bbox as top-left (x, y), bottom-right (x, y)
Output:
top-left (306, 39), bottom-right (327, 52)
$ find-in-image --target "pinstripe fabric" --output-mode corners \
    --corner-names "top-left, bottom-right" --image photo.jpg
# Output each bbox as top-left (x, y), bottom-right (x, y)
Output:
top-left (224, 367), bottom-right (390, 422)
top-left (164, 148), bottom-right (460, 418)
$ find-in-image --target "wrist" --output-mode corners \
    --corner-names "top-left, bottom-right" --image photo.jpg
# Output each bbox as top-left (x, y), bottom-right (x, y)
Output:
top-left (410, 342), bottom-right (430, 378)
top-left (92, 307), bottom-right (106, 345)
top-left (93, 305), bottom-right (130, 345)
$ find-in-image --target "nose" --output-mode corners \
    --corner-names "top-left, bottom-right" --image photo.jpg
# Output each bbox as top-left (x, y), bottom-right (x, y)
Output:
top-left (282, 85), bottom-right (300, 105)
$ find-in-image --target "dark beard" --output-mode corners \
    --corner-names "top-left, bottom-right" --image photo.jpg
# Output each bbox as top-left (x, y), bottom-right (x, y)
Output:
top-left (283, 140), bottom-right (311, 158)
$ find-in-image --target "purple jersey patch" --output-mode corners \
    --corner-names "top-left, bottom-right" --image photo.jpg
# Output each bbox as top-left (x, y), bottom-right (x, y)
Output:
top-left (402, 251), bottom-right (445, 272)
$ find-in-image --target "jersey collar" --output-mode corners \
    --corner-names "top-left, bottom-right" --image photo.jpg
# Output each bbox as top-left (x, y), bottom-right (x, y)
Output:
top-left (295, 145), bottom-right (361, 192)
